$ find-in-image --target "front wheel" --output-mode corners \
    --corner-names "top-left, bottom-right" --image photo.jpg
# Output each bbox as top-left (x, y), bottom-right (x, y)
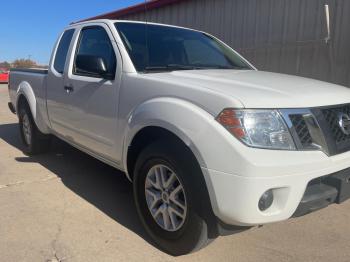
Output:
top-left (133, 140), bottom-right (216, 256)
top-left (18, 104), bottom-right (51, 155)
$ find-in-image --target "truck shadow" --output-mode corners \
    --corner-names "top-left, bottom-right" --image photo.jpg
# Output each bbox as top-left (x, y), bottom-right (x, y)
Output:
top-left (0, 123), bottom-right (157, 249)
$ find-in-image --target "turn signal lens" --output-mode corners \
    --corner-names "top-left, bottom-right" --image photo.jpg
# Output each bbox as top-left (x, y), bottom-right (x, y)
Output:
top-left (217, 109), bottom-right (247, 141)
top-left (217, 109), bottom-right (246, 139)
top-left (216, 110), bottom-right (241, 126)
top-left (228, 127), bottom-right (246, 139)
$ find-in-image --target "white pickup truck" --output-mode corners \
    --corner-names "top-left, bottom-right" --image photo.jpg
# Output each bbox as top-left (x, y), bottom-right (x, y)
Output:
top-left (8, 20), bottom-right (350, 255)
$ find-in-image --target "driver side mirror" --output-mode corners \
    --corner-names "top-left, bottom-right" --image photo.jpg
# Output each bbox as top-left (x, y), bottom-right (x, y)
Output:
top-left (75, 55), bottom-right (114, 80)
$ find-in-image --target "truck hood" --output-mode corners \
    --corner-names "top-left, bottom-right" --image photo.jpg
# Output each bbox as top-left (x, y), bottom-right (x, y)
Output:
top-left (149, 70), bottom-right (350, 108)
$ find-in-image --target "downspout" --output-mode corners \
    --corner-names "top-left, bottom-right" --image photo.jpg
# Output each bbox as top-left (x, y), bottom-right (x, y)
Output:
top-left (325, 4), bottom-right (335, 84)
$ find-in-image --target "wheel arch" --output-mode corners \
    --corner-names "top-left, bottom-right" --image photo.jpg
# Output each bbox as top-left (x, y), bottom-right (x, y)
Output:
top-left (122, 97), bottom-right (215, 181)
top-left (15, 81), bottom-right (50, 134)
top-left (16, 82), bottom-right (36, 118)
top-left (17, 93), bottom-right (30, 111)
top-left (126, 125), bottom-right (206, 182)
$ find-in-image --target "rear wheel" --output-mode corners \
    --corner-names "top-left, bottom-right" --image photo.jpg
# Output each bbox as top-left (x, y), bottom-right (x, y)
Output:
top-left (133, 140), bottom-right (216, 256)
top-left (18, 103), bottom-right (51, 155)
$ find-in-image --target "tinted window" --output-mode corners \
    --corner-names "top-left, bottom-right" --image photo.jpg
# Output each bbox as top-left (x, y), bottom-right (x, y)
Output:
top-left (115, 22), bottom-right (251, 72)
top-left (74, 27), bottom-right (116, 78)
top-left (183, 40), bottom-right (228, 66)
top-left (54, 29), bottom-right (75, 74)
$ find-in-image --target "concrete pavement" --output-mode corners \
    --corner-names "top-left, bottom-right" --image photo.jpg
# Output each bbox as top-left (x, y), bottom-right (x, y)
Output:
top-left (1, 84), bottom-right (350, 262)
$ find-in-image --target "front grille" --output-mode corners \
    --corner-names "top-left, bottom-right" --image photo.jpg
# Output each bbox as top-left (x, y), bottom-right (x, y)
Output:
top-left (289, 114), bottom-right (313, 146)
top-left (282, 105), bottom-right (350, 156)
top-left (322, 105), bottom-right (350, 144)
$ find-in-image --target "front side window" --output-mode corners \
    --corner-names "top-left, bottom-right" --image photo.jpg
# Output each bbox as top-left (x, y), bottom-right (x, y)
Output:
top-left (115, 22), bottom-right (252, 72)
top-left (74, 26), bottom-right (116, 78)
top-left (54, 29), bottom-right (75, 74)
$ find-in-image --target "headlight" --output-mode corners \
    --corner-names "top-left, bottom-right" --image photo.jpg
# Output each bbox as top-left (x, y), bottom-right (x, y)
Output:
top-left (216, 109), bottom-right (296, 150)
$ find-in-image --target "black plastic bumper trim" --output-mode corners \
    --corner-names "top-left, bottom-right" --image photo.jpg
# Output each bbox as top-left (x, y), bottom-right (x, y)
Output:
top-left (216, 219), bottom-right (250, 236)
top-left (293, 184), bottom-right (337, 217)
top-left (293, 168), bottom-right (350, 217)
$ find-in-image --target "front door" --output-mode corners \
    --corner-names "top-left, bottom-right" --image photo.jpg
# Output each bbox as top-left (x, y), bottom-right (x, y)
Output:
top-left (52, 23), bottom-right (122, 161)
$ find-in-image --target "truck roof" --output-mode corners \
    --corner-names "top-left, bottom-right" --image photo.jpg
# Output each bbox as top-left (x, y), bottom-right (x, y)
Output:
top-left (68, 19), bottom-right (200, 32)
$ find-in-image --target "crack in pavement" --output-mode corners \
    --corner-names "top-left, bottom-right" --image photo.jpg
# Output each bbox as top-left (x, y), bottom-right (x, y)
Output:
top-left (0, 175), bottom-right (59, 190)
top-left (46, 253), bottom-right (68, 262)
top-left (0, 173), bottom-right (72, 261)
top-left (48, 188), bottom-right (73, 262)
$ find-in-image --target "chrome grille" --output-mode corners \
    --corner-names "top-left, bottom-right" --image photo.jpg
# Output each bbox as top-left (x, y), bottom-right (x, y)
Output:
top-left (281, 105), bottom-right (350, 156)
top-left (322, 105), bottom-right (350, 143)
top-left (289, 114), bottom-right (313, 146)
top-left (280, 108), bottom-right (329, 154)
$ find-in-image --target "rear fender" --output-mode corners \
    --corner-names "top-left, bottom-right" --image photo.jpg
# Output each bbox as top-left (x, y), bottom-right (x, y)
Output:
top-left (16, 81), bottom-right (50, 134)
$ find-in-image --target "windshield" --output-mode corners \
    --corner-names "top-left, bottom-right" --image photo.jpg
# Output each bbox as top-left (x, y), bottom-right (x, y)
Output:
top-left (115, 22), bottom-right (252, 72)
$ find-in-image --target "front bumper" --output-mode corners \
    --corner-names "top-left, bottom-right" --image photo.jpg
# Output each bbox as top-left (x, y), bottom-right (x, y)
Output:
top-left (293, 169), bottom-right (350, 217)
top-left (202, 149), bottom-right (350, 226)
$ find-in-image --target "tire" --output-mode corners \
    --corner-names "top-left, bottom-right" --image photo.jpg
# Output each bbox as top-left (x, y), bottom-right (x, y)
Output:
top-left (133, 139), bottom-right (217, 256)
top-left (18, 103), bottom-right (51, 155)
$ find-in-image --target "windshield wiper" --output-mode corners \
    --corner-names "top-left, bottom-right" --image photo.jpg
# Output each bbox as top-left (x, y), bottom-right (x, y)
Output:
top-left (143, 64), bottom-right (249, 73)
top-left (144, 64), bottom-right (201, 72)
top-left (191, 64), bottom-right (249, 70)
top-left (218, 65), bottom-right (250, 70)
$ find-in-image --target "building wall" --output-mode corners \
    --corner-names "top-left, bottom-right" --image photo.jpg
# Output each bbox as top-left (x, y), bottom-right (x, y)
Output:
top-left (119, 0), bottom-right (350, 87)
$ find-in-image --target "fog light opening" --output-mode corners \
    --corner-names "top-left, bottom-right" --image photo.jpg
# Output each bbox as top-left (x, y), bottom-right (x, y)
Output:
top-left (259, 190), bottom-right (274, 211)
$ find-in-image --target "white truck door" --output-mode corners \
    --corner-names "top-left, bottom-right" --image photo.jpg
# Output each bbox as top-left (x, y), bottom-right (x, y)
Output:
top-left (47, 28), bottom-right (76, 136)
top-left (60, 24), bottom-right (122, 161)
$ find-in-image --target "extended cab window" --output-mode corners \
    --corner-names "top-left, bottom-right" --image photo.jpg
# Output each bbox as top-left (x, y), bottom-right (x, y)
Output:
top-left (54, 29), bottom-right (75, 74)
top-left (73, 26), bottom-right (116, 79)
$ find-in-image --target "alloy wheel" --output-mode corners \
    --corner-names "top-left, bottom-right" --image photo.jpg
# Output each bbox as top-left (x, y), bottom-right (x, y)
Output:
top-left (145, 164), bottom-right (187, 232)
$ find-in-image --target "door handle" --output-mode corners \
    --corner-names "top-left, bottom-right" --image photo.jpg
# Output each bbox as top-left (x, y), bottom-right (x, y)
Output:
top-left (64, 85), bottom-right (74, 93)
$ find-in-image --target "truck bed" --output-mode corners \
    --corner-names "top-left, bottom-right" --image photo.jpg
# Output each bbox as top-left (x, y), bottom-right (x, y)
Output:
top-left (8, 68), bottom-right (48, 114)
top-left (10, 68), bottom-right (48, 74)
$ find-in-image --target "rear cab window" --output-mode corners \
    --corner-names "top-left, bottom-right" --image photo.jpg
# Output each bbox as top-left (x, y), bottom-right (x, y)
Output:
top-left (53, 29), bottom-right (75, 74)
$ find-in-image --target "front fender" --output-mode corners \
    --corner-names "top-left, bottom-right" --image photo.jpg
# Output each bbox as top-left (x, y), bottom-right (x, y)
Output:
top-left (122, 96), bottom-right (245, 176)
top-left (16, 81), bottom-right (50, 134)
top-left (123, 98), bottom-right (212, 174)
top-left (122, 97), bottom-right (254, 221)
